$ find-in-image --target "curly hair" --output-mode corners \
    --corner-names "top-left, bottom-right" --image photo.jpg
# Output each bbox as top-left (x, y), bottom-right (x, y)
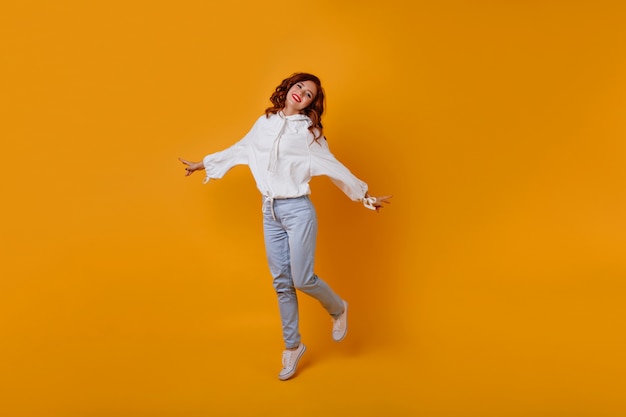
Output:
top-left (265, 73), bottom-right (325, 141)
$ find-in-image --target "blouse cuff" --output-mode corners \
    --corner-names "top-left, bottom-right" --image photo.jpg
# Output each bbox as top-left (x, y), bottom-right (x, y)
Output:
top-left (202, 157), bottom-right (211, 184)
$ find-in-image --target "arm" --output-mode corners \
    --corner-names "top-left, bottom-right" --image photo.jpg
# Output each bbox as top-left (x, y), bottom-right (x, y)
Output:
top-left (179, 119), bottom-right (257, 182)
top-left (179, 141), bottom-right (248, 183)
top-left (310, 138), bottom-right (393, 211)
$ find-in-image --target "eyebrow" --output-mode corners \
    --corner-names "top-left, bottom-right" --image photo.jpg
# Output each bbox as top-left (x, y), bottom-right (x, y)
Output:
top-left (297, 82), bottom-right (316, 97)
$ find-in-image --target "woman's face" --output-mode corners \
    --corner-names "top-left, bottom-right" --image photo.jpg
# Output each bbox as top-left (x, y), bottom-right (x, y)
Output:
top-left (283, 80), bottom-right (318, 115)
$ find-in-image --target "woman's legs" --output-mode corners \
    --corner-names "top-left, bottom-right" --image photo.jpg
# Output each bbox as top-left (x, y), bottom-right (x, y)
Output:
top-left (263, 196), bottom-right (344, 349)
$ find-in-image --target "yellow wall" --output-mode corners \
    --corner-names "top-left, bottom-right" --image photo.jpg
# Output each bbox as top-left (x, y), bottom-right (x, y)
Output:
top-left (2, 1), bottom-right (625, 416)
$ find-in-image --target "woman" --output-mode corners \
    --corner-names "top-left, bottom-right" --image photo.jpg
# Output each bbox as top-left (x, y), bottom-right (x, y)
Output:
top-left (180, 73), bottom-right (391, 380)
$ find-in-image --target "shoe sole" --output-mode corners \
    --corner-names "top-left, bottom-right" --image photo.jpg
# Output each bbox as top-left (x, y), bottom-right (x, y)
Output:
top-left (333, 301), bottom-right (348, 342)
top-left (278, 344), bottom-right (307, 381)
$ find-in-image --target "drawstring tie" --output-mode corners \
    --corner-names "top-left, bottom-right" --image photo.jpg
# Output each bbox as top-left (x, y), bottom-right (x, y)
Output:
top-left (267, 112), bottom-right (310, 173)
top-left (264, 195), bottom-right (277, 220)
top-left (363, 196), bottom-right (377, 210)
top-left (268, 118), bottom-right (288, 173)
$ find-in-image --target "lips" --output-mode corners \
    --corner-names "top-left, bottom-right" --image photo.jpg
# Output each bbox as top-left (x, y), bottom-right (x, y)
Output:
top-left (292, 94), bottom-right (301, 103)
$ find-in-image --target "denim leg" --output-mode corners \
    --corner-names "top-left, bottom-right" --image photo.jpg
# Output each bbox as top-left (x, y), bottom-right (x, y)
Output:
top-left (264, 203), bottom-right (301, 349)
top-left (279, 198), bottom-right (344, 318)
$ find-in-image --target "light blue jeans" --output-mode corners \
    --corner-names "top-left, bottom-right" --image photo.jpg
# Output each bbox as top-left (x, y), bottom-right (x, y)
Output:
top-left (263, 195), bottom-right (344, 349)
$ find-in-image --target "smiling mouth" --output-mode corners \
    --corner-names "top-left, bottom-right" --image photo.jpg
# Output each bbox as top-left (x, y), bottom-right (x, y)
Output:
top-left (292, 94), bottom-right (301, 103)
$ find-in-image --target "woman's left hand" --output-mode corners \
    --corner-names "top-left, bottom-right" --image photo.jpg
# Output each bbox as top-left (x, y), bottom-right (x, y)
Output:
top-left (370, 195), bottom-right (393, 212)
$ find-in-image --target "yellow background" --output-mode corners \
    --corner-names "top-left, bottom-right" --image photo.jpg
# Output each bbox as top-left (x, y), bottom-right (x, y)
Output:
top-left (2, 1), bottom-right (625, 416)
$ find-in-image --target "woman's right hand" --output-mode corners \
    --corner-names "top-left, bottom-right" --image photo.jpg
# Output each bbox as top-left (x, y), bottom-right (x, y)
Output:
top-left (178, 157), bottom-right (204, 176)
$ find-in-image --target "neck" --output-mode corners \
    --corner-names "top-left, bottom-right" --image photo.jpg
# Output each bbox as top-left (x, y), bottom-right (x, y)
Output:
top-left (282, 108), bottom-right (301, 116)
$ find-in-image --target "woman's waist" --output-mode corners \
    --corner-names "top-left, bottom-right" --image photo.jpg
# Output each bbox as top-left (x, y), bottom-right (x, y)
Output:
top-left (258, 183), bottom-right (311, 201)
top-left (262, 193), bottom-right (310, 203)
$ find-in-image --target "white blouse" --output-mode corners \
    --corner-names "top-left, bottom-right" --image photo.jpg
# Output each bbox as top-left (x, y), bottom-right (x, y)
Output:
top-left (203, 112), bottom-right (371, 205)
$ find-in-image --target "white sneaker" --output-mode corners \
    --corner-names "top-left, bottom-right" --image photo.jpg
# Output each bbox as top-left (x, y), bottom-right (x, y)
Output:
top-left (278, 343), bottom-right (306, 381)
top-left (332, 300), bottom-right (348, 342)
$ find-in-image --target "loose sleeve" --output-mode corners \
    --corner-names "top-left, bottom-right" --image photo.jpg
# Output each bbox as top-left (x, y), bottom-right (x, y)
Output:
top-left (202, 124), bottom-right (254, 184)
top-left (309, 137), bottom-right (368, 201)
